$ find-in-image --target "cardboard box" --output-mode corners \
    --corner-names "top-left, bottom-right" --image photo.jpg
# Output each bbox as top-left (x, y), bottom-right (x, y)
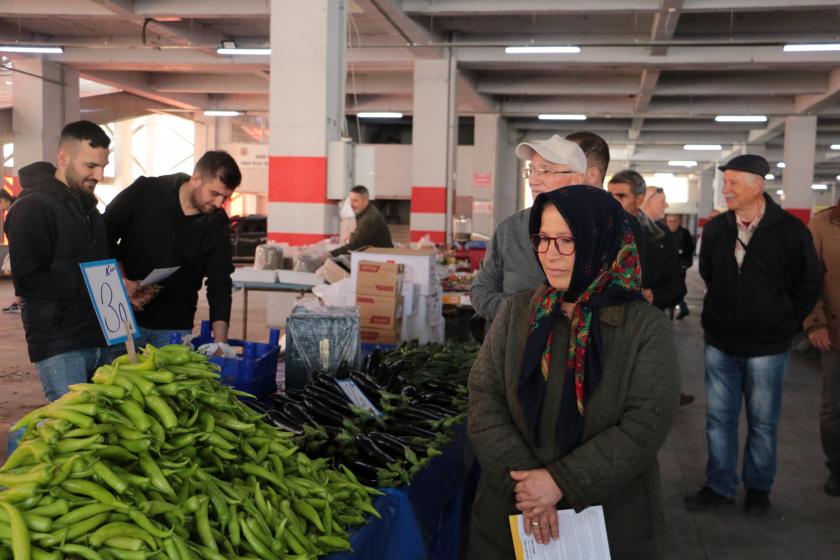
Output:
top-left (351, 247), bottom-right (439, 295)
top-left (317, 259), bottom-right (350, 284)
top-left (356, 260), bottom-right (404, 297)
top-left (361, 327), bottom-right (401, 345)
top-left (356, 293), bottom-right (402, 329)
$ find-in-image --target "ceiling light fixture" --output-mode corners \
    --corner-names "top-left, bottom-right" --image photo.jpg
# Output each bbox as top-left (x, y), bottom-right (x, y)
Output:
top-left (505, 46), bottom-right (581, 54)
top-left (777, 162), bottom-right (786, 168)
top-left (203, 110), bottom-right (241, 117)
top-left (784, 43), bottom-right (840, 52)
top-left (538, 114), bottom-right (587, 121)
top-left (216, 48), bottom-right (270, 56)
top-left (831, 144), bottom-right (840, 150)
top-left (776, 189), bottom-right (784, 195)
top-left (357, 112), bottom-right (403, 118)
top-left (714, 115), bottom-right (768, 123)
top-left (0, 45), bottom-right (63, 54)
top-left (668, 160), bottom-right (697, 168)
top-left (811, 184), bottom-right (829, 190)
top-left (684, 144), bottom-right (722, 151)
top-left (765, 173), bottom-right (774, 180)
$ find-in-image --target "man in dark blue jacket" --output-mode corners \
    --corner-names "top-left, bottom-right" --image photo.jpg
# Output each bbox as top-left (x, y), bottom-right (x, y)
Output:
top-left (5, 121), bottom-right (112, 401)
top-left (685, 154), bottom-right (822, 515)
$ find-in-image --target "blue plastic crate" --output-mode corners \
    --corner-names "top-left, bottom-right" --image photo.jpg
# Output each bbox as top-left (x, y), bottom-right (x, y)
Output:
top-left (171, 320), bottom-right (280, 400)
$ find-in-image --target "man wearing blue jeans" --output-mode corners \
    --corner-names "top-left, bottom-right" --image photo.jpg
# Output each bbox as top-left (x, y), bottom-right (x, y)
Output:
top-left (684, 154), bottom-right (822, 515)
top-left (5, 121), bottom-right (113, 401)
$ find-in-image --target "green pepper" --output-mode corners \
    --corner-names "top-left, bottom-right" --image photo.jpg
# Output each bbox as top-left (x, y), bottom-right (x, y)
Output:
top-left (0, 502), bottom-right (30, 560)
top-left (55, 434), bottom-right (103, 454)
top-left (138, 452), bottom-right (175, 498)
top-left (144, 395), bottom-right (178, 429)
top-left (59, 543), bottom-right (103, 560)
top-left (54, 503), bottom-right (114, 526)
top-left (0, 483), bottom-right (40, 504)
top-left (117, 401), bottom-right (151, 431)
top-left (61, 479), bottom-right (128, 510)
top-left (195, 498), bottom-right (217, 553)
top-left (69, 383), bottom-right (127, 399)
top-left (89, 522), bottom-right (156, 549)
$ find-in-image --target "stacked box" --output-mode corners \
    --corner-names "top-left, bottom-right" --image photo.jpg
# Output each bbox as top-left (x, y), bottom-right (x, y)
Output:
top-left (355, 260), bottom-right (404, 343)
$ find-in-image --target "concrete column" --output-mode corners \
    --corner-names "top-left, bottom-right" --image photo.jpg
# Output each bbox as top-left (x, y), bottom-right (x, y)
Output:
top-left (782, 116), bottom-right (817, 224)
top-left (268, 0), bottom-right (345, 245)
top-left (12, 59), bottom-right (79, 178)
top-left (410, 59), bottom-right (453, 244)
top-left (712, 166), bottom-right (725, 211)
top-left (698, 168), bottom-right (715, 224)
top-left (471, 114), bottom-right (500, 238)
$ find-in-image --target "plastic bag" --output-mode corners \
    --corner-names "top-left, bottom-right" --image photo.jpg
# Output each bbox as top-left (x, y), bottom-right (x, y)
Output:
top-left (284, 297), bottom-right (360, 390)
top-left (254, 243), bottom-right (284, 270)
top-left (312, 277), bottom-right (355, 307)
top-left (340, 196), bottom-right (356, 219)
top-left (196, 342), bottom-right (238, 358)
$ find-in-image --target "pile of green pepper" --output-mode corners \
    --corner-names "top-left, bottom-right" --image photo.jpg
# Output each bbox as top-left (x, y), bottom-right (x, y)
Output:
top-left (0, 344), bottom-right (380, 560)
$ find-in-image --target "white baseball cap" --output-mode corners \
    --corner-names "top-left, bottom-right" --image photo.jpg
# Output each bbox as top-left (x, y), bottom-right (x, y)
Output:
top-left (515, 134), bottom-right (587, 174)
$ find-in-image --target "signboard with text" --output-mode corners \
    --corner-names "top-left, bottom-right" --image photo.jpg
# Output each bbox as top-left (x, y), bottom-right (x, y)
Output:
top-left (79, 259), bottom-right (139, 346)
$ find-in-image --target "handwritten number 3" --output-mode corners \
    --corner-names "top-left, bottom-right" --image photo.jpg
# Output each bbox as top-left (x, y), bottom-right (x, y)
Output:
top-left (100, 282), bottom-right (128, 334)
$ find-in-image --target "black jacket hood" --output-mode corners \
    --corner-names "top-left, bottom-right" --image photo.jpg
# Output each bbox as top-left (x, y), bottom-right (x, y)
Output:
top-left (18, 161), bottom-right (99, 213)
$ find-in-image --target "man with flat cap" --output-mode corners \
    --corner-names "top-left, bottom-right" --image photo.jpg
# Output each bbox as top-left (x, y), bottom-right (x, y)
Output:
top-left (685, 154), bottom-right (822, 515)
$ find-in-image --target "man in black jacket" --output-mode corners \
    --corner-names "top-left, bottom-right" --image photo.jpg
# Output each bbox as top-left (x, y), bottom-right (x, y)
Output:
top-left (665, 214), bottom-right (696, 319)
top-left (684, 154), bottom-right (822, 516)
top-left (5, 120), bottom-right (112, 401)
top-left (104, 151), bottom-right (240, 347)
top-left (330, 185), bottom-right (392, 256)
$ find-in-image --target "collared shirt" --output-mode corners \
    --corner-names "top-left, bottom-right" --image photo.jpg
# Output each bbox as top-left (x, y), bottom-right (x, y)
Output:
top-left (734, 200), bottom-right (766, 270)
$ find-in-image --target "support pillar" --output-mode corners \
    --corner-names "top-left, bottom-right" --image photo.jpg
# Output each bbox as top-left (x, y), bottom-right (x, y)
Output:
top-left (471, 114), bottom-right (501, 238)
top-left (410, 59), bottom-right (454, 244)
top-left (712, 166), bottom-right (725, 212)
top-left (268, 0), bottom-right (345, 245)
top-left (12, 58), bottom-right (80, 183)
top-left (782, 116), bottom-right (817, 224)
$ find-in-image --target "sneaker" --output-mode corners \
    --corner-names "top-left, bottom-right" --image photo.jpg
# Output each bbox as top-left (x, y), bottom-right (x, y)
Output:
top-left (677, 306), bottom-right (690, 320)
top-left (684, 486), bottom-right (734, 511)
top-left (825, 473), bottom-right (840, 497)
top-left (2, 302), bottom-right (20, 314)
top-left (679, 393), bottom-right (695, 406)
top-left (744, 489), bottom-right (770, 515)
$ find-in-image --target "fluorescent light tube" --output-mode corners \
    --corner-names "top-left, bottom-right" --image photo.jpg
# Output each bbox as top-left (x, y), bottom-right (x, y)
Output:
top-left (831, 144), bottom-right (840, 150)
top-left (203, 110), bottom-right (241, 117)
top-left (776, 189), bottom-right (784, 195)
top-left (765, 174), bottom-right (774, 180)
top-left (684, 144), bottom-right (722, 150)
top-left (357, 112), bottom-right (403, 118)
top-left (538, 114), bottom-right (587, 121)
top-left (777, 162), bottom-right (785, 168)
top-left (784, 43), bottom-right (840, 52)
top-left (714, 115), bottom-right (768, 123)
top-left (0, 45), bottom-right (64, 54)
top-left (216, 48), bottom-right (270, 56)
top-left (668, 160), bottom-right (697, 167)
top-left (811, 184), bottom-right (828, 190)
top-left (505, 46), bottom-right (580, 54)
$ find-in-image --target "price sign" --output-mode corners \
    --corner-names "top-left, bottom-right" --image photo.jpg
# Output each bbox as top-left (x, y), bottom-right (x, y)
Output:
top-left (79, 259), bottom-right (139, 346)
top-left (336, 379), bottom-right (382, 417)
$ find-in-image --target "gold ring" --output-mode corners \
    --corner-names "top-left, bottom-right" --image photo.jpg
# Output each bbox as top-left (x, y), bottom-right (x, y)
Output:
top-left (531, 520), bottom-right (540, 527)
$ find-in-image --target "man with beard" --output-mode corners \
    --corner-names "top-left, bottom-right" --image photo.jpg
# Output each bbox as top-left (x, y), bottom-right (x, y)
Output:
top-left (5, 120), bottom-right (112, 401)
top-left (104, 151), bottom-right (241, 347)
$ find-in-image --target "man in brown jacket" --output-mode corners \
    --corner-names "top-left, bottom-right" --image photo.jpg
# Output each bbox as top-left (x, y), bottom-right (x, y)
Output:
top-left (804, 200), bottom-right (840, 496)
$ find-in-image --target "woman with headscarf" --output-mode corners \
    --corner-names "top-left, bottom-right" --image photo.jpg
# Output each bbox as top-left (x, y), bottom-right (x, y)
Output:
top-left (467, 186), bottom-right (679, 560)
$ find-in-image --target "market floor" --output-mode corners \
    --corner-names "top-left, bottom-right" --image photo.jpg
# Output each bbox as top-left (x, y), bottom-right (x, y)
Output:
top-left (0, 272), bottom-right (838, 558)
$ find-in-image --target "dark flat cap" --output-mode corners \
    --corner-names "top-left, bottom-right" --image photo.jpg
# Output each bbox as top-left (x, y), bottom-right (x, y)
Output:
top-left (718, 154), bottom-right (770, 177)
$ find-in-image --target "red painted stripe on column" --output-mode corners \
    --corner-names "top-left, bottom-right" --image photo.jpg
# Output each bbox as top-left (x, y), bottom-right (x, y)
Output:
top-left (269, 156), bottom-right (328, 204)
top-left (411, 186), bottom-right (446, 214)
top-left (697, 217), bottom-right (710, 227)
top-left (267, 232), bottom-right (331, 245)
top-left (410, 230), bottom-right (445, 244)
top-left (786, 208), bottom-right (811, 225)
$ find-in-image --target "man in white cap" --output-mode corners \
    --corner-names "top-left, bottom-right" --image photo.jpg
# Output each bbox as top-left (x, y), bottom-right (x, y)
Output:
top-left (470, 135), bottom-right (589, 322)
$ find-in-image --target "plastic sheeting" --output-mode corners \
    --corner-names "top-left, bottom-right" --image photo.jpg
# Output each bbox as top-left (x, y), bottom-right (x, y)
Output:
top-left (284, 298), bottom-right (360, 390)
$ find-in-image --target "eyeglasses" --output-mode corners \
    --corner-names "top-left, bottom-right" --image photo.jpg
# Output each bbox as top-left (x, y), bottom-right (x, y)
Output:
top-left (522, 167), bottom-right (578, 179)
top-left (529, 234), bottom-right (576, 256)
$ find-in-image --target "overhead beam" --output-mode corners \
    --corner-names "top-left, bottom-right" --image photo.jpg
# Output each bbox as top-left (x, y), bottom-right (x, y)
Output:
top-left (151, 73), bottom-right (270, 94)
top-left (81, 70), bottom-right (207, 110)
top-left (0, 0), bottom-right (270, 17)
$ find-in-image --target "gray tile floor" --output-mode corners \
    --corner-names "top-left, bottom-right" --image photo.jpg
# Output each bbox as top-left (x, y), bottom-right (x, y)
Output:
top-left (662, 270), bottom-right (840, 559)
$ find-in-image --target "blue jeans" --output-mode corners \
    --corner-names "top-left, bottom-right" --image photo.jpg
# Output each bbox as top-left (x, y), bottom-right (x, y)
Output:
top-left (107, 327), bottom-right (192, 362)
top-left (704, 344), bottom-right (789, 496)
top-left (34, 347), bottom-right (109, 402)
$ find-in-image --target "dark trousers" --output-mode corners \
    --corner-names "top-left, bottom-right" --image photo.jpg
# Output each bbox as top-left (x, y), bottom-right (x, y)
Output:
top-left (822, 349), bottom-right (840, 475)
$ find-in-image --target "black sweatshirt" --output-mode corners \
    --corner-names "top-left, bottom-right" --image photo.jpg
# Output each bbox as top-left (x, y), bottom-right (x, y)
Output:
top-left (104, 173), bottom-right (233, 330)
top-left (6, 162), bottom-right (109, 362)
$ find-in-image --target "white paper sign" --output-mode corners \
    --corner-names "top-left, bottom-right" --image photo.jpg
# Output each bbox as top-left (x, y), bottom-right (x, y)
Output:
top-left (140, 266), bottom-right (180, 286)
top-left (336, 379), bottom-right (381, 416)
top-left (79, 259), bottom-right (139, 345)
top-left (509, 506), bottom-right (611, 560)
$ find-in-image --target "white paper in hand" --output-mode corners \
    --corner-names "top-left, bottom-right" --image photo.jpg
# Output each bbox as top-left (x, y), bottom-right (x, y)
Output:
top-left (508, 506), bottom-right (611, 560)
top-left (141, 266), bottom-right (180, 286)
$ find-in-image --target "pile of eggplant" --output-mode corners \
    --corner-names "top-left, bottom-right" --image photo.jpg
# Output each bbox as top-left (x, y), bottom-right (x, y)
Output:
top-left (249, 342), bottom-right (479, 487)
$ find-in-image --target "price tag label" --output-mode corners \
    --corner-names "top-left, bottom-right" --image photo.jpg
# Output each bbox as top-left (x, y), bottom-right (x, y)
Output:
top-left (336, 379), bottom-right (381, 417)
top-left (79, 259), bottom-right (139, 346)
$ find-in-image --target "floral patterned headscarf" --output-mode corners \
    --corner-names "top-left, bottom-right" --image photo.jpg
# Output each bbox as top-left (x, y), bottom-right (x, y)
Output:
top-left (518, 186), bottom-right (642, 454)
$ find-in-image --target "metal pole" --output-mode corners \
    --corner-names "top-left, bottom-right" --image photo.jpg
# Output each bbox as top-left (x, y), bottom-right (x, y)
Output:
top-left (445, 42), bottom-right (458, 246)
